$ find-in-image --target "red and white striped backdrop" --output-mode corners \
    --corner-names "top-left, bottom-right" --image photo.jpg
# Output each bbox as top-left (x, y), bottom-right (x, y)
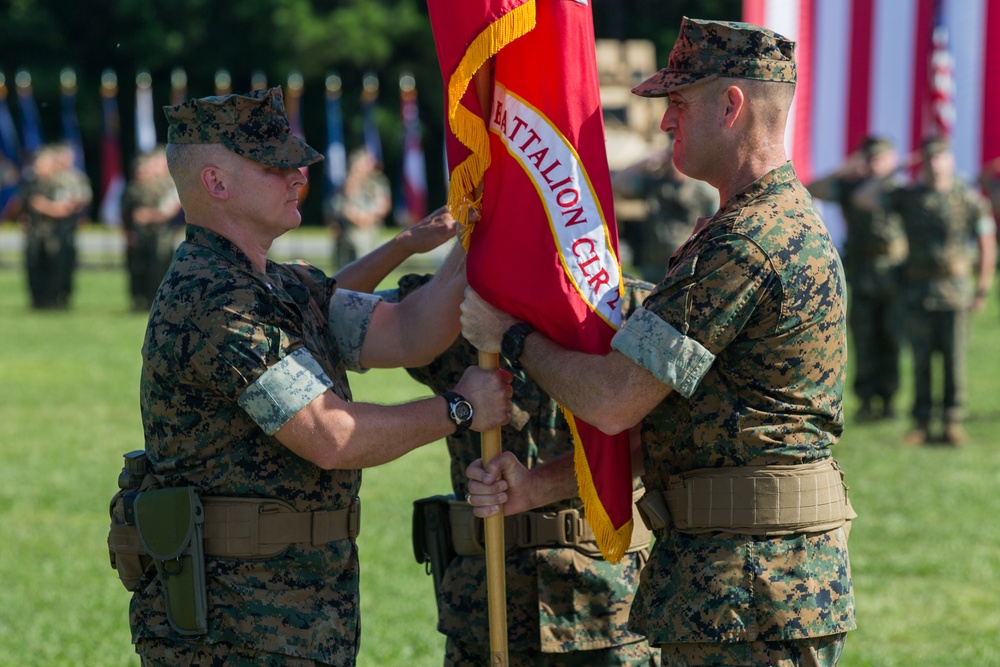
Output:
top-left (743, 0), bottom-right (1000, 244)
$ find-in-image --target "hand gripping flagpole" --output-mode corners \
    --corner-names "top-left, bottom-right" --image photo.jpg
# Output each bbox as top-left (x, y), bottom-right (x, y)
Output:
top-left (473, 66), bottom-right (508, 667)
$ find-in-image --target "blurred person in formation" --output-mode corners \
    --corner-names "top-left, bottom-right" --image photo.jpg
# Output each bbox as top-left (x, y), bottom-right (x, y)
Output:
top-left (20, 143), bottom-right (92, 309)
top-left (807, 136), bottom-right (907, 421)
top-left (116, 87), bottom-right (512, 667)
top-left (121, 147), bottom-right (183, 311)
top-left (328, 147), bottom-right (391, 269)
top-left (855, 136), bottom-right (996, 446)
top-left (612, 138), bottom-right (718, 283)
top-left (463, 18), bottom-right (857, 667)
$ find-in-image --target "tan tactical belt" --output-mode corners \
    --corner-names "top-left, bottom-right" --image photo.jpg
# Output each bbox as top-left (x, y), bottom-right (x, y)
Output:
top-left (636, 458), bottom-right (856, 536)
top-left (450, 490), bottom-right (652, 559)
top-left (201, 496), bottom-right (361, 558)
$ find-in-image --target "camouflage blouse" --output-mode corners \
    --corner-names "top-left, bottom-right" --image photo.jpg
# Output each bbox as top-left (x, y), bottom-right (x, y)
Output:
top-left (133, 224), bottom-right (378, 664)
top-left (613, 163), bottom-right (856, 644)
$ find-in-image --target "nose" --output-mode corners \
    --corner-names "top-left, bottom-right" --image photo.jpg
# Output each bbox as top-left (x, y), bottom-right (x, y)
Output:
top-left (288, 167), bottom-right (307, 189)
top-left (660, 108), bottom-right (676, 134)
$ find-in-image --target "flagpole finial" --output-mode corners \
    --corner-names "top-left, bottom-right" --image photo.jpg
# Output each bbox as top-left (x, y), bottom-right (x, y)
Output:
top-left (251, 70), bottom-right (268, 91)
top-left (362, 73), bottom-right (380, 101)
top-left (171, 68), bottom-right (187, 90)
top-left (325, 74), bottom-right (342, 96)
top-left (100, 70), bottom-right (118, 96)
top-left (400, 74), bottom-right (416, 92)
top-left (136, 70), bottom-right (152, 89)
top-left (15, 70), bottom-right (32, 91)
top-left (287, 72), bottom-right (304, 93)
top-left (215, 69), bottom-right (232, 96)
top-left (60, 68), bottom-right (77, 93)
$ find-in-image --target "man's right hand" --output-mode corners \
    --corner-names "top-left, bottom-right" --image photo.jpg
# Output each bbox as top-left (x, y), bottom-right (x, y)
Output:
top-left (464, 451), bottom-right (536, 518)
top-left (453, 366), bottom-right (513, 433)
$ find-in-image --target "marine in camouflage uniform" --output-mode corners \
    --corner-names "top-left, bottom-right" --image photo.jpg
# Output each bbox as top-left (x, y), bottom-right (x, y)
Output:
top-left (131, 87), bottom-right (510, 667)
top-left (807, 137), bottom-right (907, 420)
top-left (121, 147), bottom-right (182, 311)
top-left (21, 143), bottom-right (92, 309)
top-left (329, 148), bottom-right (392, 269)
top-left (878, 137), bottom-right (996, 445)
top-left (462, 19), bottom-right (856, 667)
top-left (391, 274), bottom-right (658, 667)
top-left (612, 141), bottom-right (718, 284)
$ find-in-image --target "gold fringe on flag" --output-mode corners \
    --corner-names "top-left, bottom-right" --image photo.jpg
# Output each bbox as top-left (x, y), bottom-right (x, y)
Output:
top-left (444, 0), bottom-right (536, 247)
top-left (563, 408), bottom-right (633, 563)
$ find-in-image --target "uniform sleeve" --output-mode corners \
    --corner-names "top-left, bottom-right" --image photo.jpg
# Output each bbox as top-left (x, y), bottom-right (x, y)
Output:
top-left (328, 288), bottom-right (382, 372)
top-left (185, 294), bottom-right (335, 437)
top-left (612, 233), bottom-right (772, 397)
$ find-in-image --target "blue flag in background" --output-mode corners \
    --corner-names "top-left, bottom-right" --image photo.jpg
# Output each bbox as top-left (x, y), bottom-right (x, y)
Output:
top-left (324, 74), bottom-right (347, 199)
top-left (15, 71), bottom-right (43, 158)
top-left (360, 73), bottom-right (383, 165)
top-left (60, 69), bottom-right (86, 171)
top-left (0, 74), bottom-right (21, 219)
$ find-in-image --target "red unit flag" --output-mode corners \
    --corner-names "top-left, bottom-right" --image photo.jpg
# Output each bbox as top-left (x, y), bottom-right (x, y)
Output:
top-left (429, 0), bottom-right (634, 561)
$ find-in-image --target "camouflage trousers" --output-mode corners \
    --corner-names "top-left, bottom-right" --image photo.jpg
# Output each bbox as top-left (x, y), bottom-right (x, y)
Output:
top-left (445, 636), bottom-right (660, 667)
top-left (657, 633), bottom-right (846, 666)
top-left (848, 289), bottom-right (902, 402)
top-left (906, 308), bottom-right (968, 423)
top-left (136, 639), bottom-right (337, 667)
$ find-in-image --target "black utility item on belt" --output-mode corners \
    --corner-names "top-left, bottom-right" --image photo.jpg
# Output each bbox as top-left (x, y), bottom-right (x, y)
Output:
top-left (412, 494), bottom-right (457, 598)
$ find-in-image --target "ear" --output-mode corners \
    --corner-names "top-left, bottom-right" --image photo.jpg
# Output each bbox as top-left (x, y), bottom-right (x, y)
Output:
top-left (201, 165), bottom-right (230, 201)
top-left (722, 85), bottom-right (746, 128)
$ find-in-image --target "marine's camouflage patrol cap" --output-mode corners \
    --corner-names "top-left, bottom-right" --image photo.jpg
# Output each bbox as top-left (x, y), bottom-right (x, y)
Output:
top-left (920, 135), bottom-right (950, 156)
top-left (164, 87), bottom-right (323, 169)
top-left (632, 17), bottom-right (796, 98)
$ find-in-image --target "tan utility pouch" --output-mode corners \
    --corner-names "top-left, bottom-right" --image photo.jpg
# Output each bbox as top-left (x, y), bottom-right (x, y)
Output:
top-left (202, 496), bottom-right (360, 559)
top-left (637, 458), bottom-right (857, 536)
top-left (450, 490), bottom-right (652, 558)
top-left (134, 487), bottom-right (208, 636)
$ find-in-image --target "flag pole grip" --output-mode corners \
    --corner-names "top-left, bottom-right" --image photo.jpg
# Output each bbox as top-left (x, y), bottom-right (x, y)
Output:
top-left (478, 349), bottom-right (508, 666)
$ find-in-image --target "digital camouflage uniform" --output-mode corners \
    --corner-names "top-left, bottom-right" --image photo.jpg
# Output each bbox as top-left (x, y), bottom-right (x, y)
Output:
top-left (121, 162), bottom-right (182, 310)
top-left (885, 178), bottom-right (994, 426)
top-left (609, 18), bottom-right (856, 663)
top-left (612, 162), bottom-right (855, 659)
top-left (330, 165), bottom-right (391, 269)
top-left (22, 156), bottom-right (91, 309)
top-left (614, 163), bottom-right (718, 284)
top-left (135, 225), bottom-right (380, 665)
top-left (393, 274), bottom-right (659, 667)
top-left (134, 88), bottom-right (376, 666)
top-left (830, 174), bottom-right (907, 410)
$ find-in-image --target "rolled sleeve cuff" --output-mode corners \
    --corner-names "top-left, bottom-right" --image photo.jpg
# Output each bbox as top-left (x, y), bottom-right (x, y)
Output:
top-left (329, 289), bottom-right (382, 372)
top-left (238, 347), bottom-right (334, 435)
top-left (611, 307), bottom-right (715, 398)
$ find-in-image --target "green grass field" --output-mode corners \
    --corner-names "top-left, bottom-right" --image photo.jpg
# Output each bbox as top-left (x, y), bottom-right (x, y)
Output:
top-left (2, 264), bottom-right (999, 666)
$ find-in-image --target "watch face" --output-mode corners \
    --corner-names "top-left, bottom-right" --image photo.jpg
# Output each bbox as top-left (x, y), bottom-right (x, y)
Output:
top-left (454, 401), bottom-right (473, 422)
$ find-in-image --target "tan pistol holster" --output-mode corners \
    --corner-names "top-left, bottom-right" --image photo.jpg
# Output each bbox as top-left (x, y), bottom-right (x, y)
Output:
top-left (449, 489), bottom-right (652, 558)
top-left (636, 458), bottom-right (857, 537)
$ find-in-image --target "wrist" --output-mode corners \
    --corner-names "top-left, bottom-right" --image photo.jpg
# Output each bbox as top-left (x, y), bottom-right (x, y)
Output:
top-left (442, 391), bottom-right (473, 435)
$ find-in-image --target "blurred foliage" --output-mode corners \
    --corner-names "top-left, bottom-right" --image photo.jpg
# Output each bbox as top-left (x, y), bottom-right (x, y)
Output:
top-left (0, 0), bottom-right (738, 224)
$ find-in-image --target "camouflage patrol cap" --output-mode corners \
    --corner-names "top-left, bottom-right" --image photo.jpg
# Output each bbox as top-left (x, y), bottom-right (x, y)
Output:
top-left (860, 136), bottom-right (894, 158)
top-left (633, 17), bottom-right (796, 98)
top-left (920, 135), bottom-right (950, 156)
top-left (164, 87), bottom-right (323, 169)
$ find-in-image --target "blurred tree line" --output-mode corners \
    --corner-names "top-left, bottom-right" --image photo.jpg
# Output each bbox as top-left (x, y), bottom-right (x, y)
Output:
top-left (0, 0), bottom-right (737, 226)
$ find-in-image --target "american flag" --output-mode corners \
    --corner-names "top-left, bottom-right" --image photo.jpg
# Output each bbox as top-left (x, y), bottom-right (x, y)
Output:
top-left (928, 20), bottom-right (955, 139)
top-left (743, 0), bottom-right (1000, 246)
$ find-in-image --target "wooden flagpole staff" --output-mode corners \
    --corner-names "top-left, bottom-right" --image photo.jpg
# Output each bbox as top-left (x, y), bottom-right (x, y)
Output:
top-left (472, 65), bottom-right (509, 667)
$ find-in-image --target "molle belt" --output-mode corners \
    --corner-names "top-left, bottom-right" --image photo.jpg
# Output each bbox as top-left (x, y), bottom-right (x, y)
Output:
top-left (201, 496), bottom-right (361, 558)
top-left (449, 490), bottom-right (652, 558)
top-left (636, 458), bottom-right (856, 536)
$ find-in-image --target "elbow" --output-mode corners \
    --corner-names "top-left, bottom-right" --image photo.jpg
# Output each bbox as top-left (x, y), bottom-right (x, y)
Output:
top-left (588, 407), bottom-right (641, 437)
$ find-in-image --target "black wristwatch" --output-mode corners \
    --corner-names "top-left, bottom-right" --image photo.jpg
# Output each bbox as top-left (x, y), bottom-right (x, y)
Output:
top-left (501, 322), bottom-right (535, 370)
top-left (442, 391), bottom-right (474, 434)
